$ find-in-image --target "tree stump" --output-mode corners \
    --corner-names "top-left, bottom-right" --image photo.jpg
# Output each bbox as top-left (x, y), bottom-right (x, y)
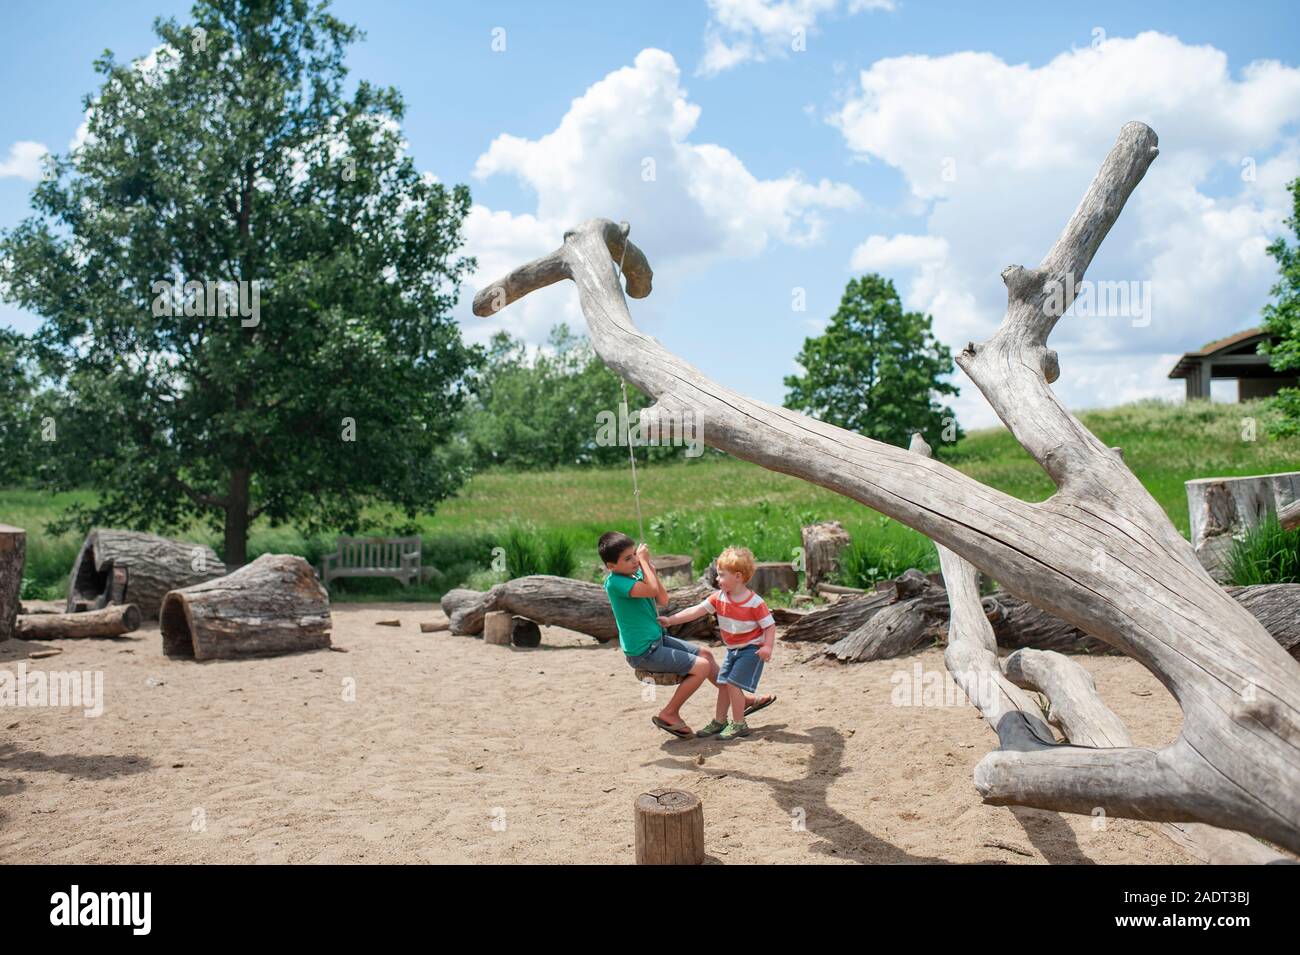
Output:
top-left (749, 561), bottom-right (797, 597)
top-left (1186, 472), bottom-right (1300, 581)
top-left (159, 554), bottom-right (331, 661)
top-left (483, 610), bottom-right (513, 645)
top-left (651, 554), bottom-right (693, 587)
top-left (801, 521), bottom-right (851, 592)
top-left (634, 789), bottom-right (704, 865)
top-left (511, 615), bottom-right (541, 648)
top-left (0, 524), bottom-right (25, 642)
top-left (68, 529), bottom-right (226, 618)
top-left (634, 669), bottom-right (684, 686)
top-left (16, 604), bottom-right (141, 640)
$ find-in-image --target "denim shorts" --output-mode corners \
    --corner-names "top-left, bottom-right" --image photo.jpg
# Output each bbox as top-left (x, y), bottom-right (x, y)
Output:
top-left (718, 644), bottom-right (764, 693)
top-left (625, 633), bottom-right (700, 676)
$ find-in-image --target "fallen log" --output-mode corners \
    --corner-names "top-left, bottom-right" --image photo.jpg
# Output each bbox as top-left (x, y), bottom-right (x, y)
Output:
top-left (442, 575), bottom-right (717, 643)
top-left (159, 554), bottom-right (331, 661)
top-left (15, 603), bottom-right (141, 640)
top-left (67, 529), bottom-right (225, 618)
top-left (784, 569), bottom-right (931, 643)
top-left (825, 588), bottom-right (949, 663)
top-left (0, 524), bottom-right (24, 642)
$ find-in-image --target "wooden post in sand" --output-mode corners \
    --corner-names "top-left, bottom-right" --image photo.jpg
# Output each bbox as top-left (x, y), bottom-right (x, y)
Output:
top-left (483, 610), bottom-right (513, 645)
top-left (634, 789), bottom-right (704, 865)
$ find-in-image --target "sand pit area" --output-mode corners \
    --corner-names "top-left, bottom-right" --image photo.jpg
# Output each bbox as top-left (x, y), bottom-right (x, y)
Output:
top-left (1, 601), bottom-right (1196, 864)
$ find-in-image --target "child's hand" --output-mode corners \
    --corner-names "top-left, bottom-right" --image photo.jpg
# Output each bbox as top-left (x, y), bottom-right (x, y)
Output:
top-left (757, 645), bottom-right (773, 662)
top-left (657, 615), bottom-right (672, 627)
top-left (636, 543), bottom-right (651, 563)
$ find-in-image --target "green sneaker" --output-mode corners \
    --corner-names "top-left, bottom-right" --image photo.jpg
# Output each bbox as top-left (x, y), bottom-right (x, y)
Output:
top-left (695, 719), bottom-right (728, 738)
top-left (719, 719), bottom-right (751, 741)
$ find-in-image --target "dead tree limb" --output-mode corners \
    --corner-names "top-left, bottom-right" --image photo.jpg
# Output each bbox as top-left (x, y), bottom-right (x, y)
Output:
top-left (472, 121), bottom-right (1300, 852)
top-left (912, 433), bottom-right (1291, 863)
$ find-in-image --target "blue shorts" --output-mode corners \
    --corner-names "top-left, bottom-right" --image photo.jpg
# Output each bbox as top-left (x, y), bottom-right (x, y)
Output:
top-left (625, 633), bottom-right (700, 676)
top-left (718, 644), bottom-right (764, 694)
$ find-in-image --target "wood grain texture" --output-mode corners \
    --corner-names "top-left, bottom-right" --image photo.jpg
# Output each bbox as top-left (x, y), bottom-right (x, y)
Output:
top-left (634, 789), bottom-right (704, 865)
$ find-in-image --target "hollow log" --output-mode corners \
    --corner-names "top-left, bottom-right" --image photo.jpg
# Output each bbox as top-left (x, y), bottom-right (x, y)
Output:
top-left (159, 554), bottom-right (330, 661)
top-left (511, 615), bottom-right (542, 648)
top-left (441, 575), bottom-right (717, 643)
top-left (801, 521), bottom-right (851, 592)
top-left (0, 524), bottom-right (24, 642)
top-left (15, 603), bottom-right (141, 640)
top-left (471, 123), bottom-right (1300, 851)
top-left (634, 789), bottom-right (704, 865)
top-left (67, 529), bottom-right (225, 618)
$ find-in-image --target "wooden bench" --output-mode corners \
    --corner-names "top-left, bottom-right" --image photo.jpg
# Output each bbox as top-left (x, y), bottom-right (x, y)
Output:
top-left (319, 536), bottom-right (423, 589)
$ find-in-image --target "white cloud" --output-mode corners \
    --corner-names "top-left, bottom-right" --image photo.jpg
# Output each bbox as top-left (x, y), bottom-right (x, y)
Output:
top-left (698, 0), bottom-right (895, 76)
top-left (463, 47), bottom-right (861, 346)
top-left (830, 31), bottom-right (1300, 427)
top-left (0, 141), bottom-right (50, 181)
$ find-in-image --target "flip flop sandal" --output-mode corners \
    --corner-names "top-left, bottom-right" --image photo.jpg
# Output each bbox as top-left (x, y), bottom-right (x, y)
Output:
top-left (745, 694), bottom-right (777, 717)
top-left (652, 715), bottom-right (693, 739)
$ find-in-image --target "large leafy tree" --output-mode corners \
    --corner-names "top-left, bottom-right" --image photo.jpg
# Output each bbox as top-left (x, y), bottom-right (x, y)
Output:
top-left (463, 324), bottom-right (690, 469)
top-left (1261, 177), bottom-right (1300, 436)
top-left (783, 274), bottom-right (961, 450)
top-left (0, 329), bottom-right (39, 486)
top-left (0, 0), bottom-right (479, 564)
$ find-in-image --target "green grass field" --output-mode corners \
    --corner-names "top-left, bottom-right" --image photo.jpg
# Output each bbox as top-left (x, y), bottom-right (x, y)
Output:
top-left (5, 398), bottom-right (1298, 601)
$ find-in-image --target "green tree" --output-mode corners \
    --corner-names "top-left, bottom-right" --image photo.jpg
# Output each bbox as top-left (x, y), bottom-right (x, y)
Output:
top-left (462, 324), bottom-right (690, 469)
top-left (783, 274), bottom-right (961, 450)
top-left (1261, 177), bottom-right (1300, 436)
top-left (0, 0), bottom-right (480, 564)
top-left (0, 329), bottom-right (38, 486)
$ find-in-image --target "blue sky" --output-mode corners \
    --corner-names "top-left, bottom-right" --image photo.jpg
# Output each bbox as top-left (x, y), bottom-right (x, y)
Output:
top-left (2, 0), bottom-right (1298, 428)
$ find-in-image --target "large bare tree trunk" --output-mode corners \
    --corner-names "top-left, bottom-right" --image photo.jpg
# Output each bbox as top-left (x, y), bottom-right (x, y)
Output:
top-left (471, 122), bottom-right (1300, 853)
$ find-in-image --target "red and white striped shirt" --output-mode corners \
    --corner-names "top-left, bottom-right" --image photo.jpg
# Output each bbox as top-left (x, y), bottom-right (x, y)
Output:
top-left (697, 588), bottom-right (774, 648)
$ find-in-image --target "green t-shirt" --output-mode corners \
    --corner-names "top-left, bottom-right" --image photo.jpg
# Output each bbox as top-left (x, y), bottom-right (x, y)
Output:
top-left (604, 568), bottom-right (662, 657)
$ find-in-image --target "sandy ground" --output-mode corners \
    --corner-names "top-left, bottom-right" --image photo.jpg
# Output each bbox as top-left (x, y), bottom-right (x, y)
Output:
top-left (1, 600), bottom-right (1196, 864)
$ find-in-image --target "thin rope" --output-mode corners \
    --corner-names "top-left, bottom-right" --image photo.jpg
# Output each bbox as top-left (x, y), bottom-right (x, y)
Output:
top-left (612, 223), bottom-right (645, 544)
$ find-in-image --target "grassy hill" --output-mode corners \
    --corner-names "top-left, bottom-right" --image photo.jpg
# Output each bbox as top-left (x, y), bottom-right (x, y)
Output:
top-left (5, 399), bottom-right (1299, 600)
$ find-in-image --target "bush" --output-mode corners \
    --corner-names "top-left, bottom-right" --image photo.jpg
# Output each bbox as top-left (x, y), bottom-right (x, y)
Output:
top-left (1225, 517), bottom-right (1300, 585)
top-left (834, 535), bottom-right (937, 588)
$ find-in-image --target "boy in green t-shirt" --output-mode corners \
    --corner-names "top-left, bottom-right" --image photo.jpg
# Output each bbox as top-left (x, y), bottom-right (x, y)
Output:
top-left (600, 530), bottom-right (764, 739)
